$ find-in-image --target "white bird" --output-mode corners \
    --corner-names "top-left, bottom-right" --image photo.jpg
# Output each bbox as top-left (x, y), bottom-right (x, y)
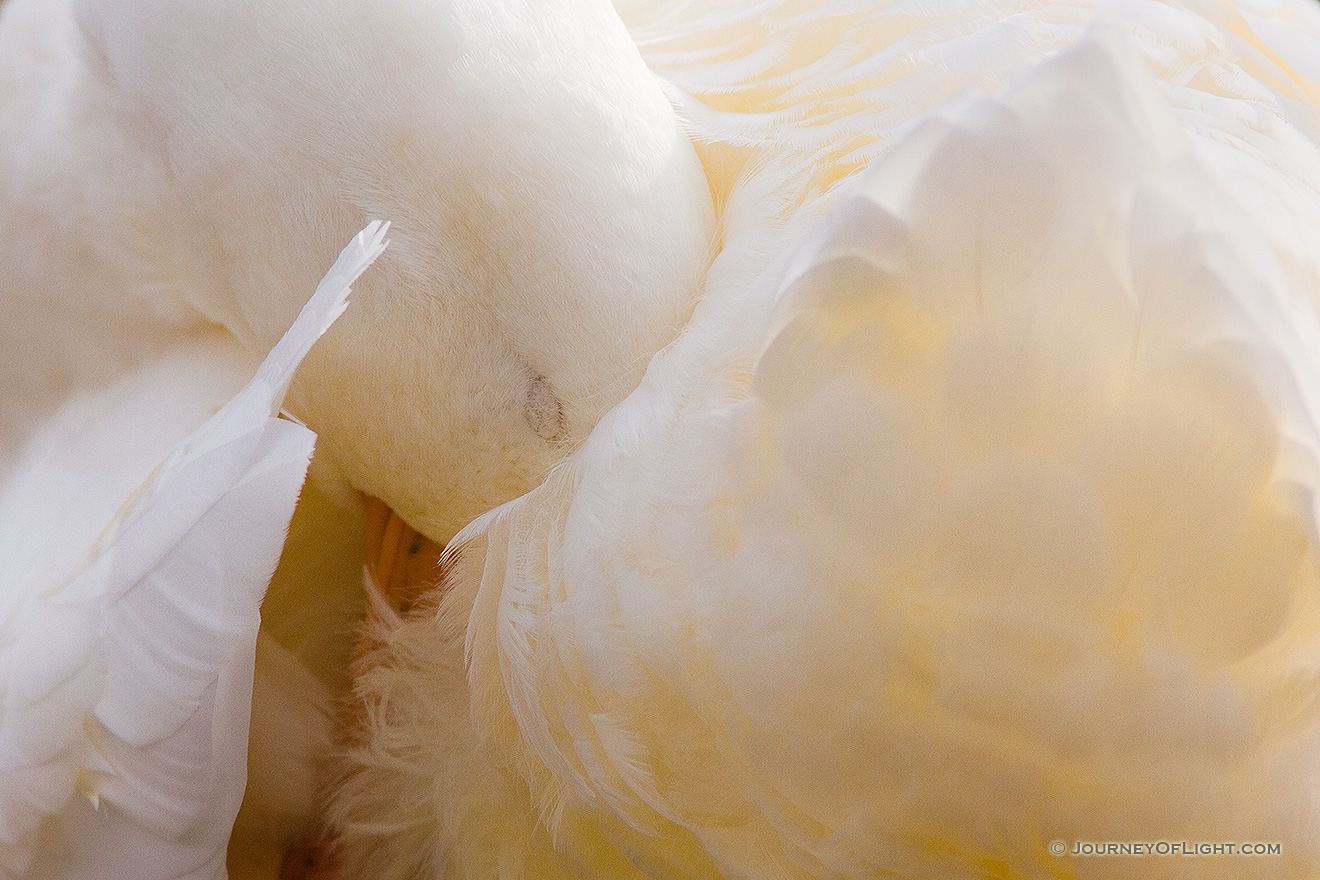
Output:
top-left (0, 223), bottom-right (386, 879)
top-left (6, 0), bottom-right (1320, 879)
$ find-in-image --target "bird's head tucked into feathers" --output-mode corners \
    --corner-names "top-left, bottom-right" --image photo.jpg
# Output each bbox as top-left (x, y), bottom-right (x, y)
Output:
top-left (72, 0), bottom-right (715, 545)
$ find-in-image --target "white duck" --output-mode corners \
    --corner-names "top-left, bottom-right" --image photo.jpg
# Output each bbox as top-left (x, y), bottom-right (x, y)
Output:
top-left (5, 0), bottom-right (1320, 879)
top-left (0, 222), bottom-right (386, 878)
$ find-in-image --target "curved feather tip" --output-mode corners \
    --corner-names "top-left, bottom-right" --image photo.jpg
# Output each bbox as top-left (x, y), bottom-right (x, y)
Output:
top-left (256, 221), bottom-right (391, 406)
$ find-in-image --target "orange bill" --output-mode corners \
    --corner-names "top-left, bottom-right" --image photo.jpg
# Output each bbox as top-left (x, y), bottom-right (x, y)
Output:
top-left (363, 495), bottom-right (446, 617)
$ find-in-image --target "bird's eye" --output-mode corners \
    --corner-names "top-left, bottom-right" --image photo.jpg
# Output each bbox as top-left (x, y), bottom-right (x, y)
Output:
top-left (526, 373), bottom-right (566, 442)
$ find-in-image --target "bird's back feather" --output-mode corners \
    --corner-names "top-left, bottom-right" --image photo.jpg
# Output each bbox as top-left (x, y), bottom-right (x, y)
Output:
top-left (454, 30), bottom-right (1320, 880)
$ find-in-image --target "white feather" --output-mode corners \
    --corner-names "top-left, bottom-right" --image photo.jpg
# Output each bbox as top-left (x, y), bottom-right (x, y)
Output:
top-left (0, 223), bottom-right (386, 879)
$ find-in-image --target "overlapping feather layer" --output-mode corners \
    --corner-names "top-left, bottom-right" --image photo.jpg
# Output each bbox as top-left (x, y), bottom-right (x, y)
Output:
top-left (0, 224), bottom-right (386, 880)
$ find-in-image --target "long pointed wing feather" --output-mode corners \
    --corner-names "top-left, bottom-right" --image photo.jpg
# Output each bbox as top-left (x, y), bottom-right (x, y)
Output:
top-left (0, 222), bottom-right (387, 879)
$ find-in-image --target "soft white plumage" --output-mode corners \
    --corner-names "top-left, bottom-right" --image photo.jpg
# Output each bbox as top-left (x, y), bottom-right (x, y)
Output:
top-left (329, 6), bottom-right (1320, 880)
top-left (0, 223), bottom-right (386, 879)
top-left (5, 0), bottom-right (1320, 878)
top-left (0, 0), bottom-right (207, 475)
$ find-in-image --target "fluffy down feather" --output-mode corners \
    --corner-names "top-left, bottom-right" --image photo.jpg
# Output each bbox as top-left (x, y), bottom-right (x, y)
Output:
top-left (0, 223), bottom-right (386, 879)
top-left (330, 18), bottom-right (1320, 880)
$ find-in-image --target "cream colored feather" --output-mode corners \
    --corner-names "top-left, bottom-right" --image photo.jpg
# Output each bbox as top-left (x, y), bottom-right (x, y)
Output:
top-left (330, 12), bottom-right (1320, 880)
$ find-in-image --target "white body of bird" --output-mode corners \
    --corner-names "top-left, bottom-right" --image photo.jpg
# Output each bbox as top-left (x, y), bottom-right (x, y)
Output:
top-left (0, 0), bottom-right (208, 473)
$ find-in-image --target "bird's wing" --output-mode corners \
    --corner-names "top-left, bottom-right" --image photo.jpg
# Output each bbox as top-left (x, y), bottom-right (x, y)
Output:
top-left (461, 34), bottom-right (1320, 879)
top-left (0, 221), bottom-right (388, 880)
